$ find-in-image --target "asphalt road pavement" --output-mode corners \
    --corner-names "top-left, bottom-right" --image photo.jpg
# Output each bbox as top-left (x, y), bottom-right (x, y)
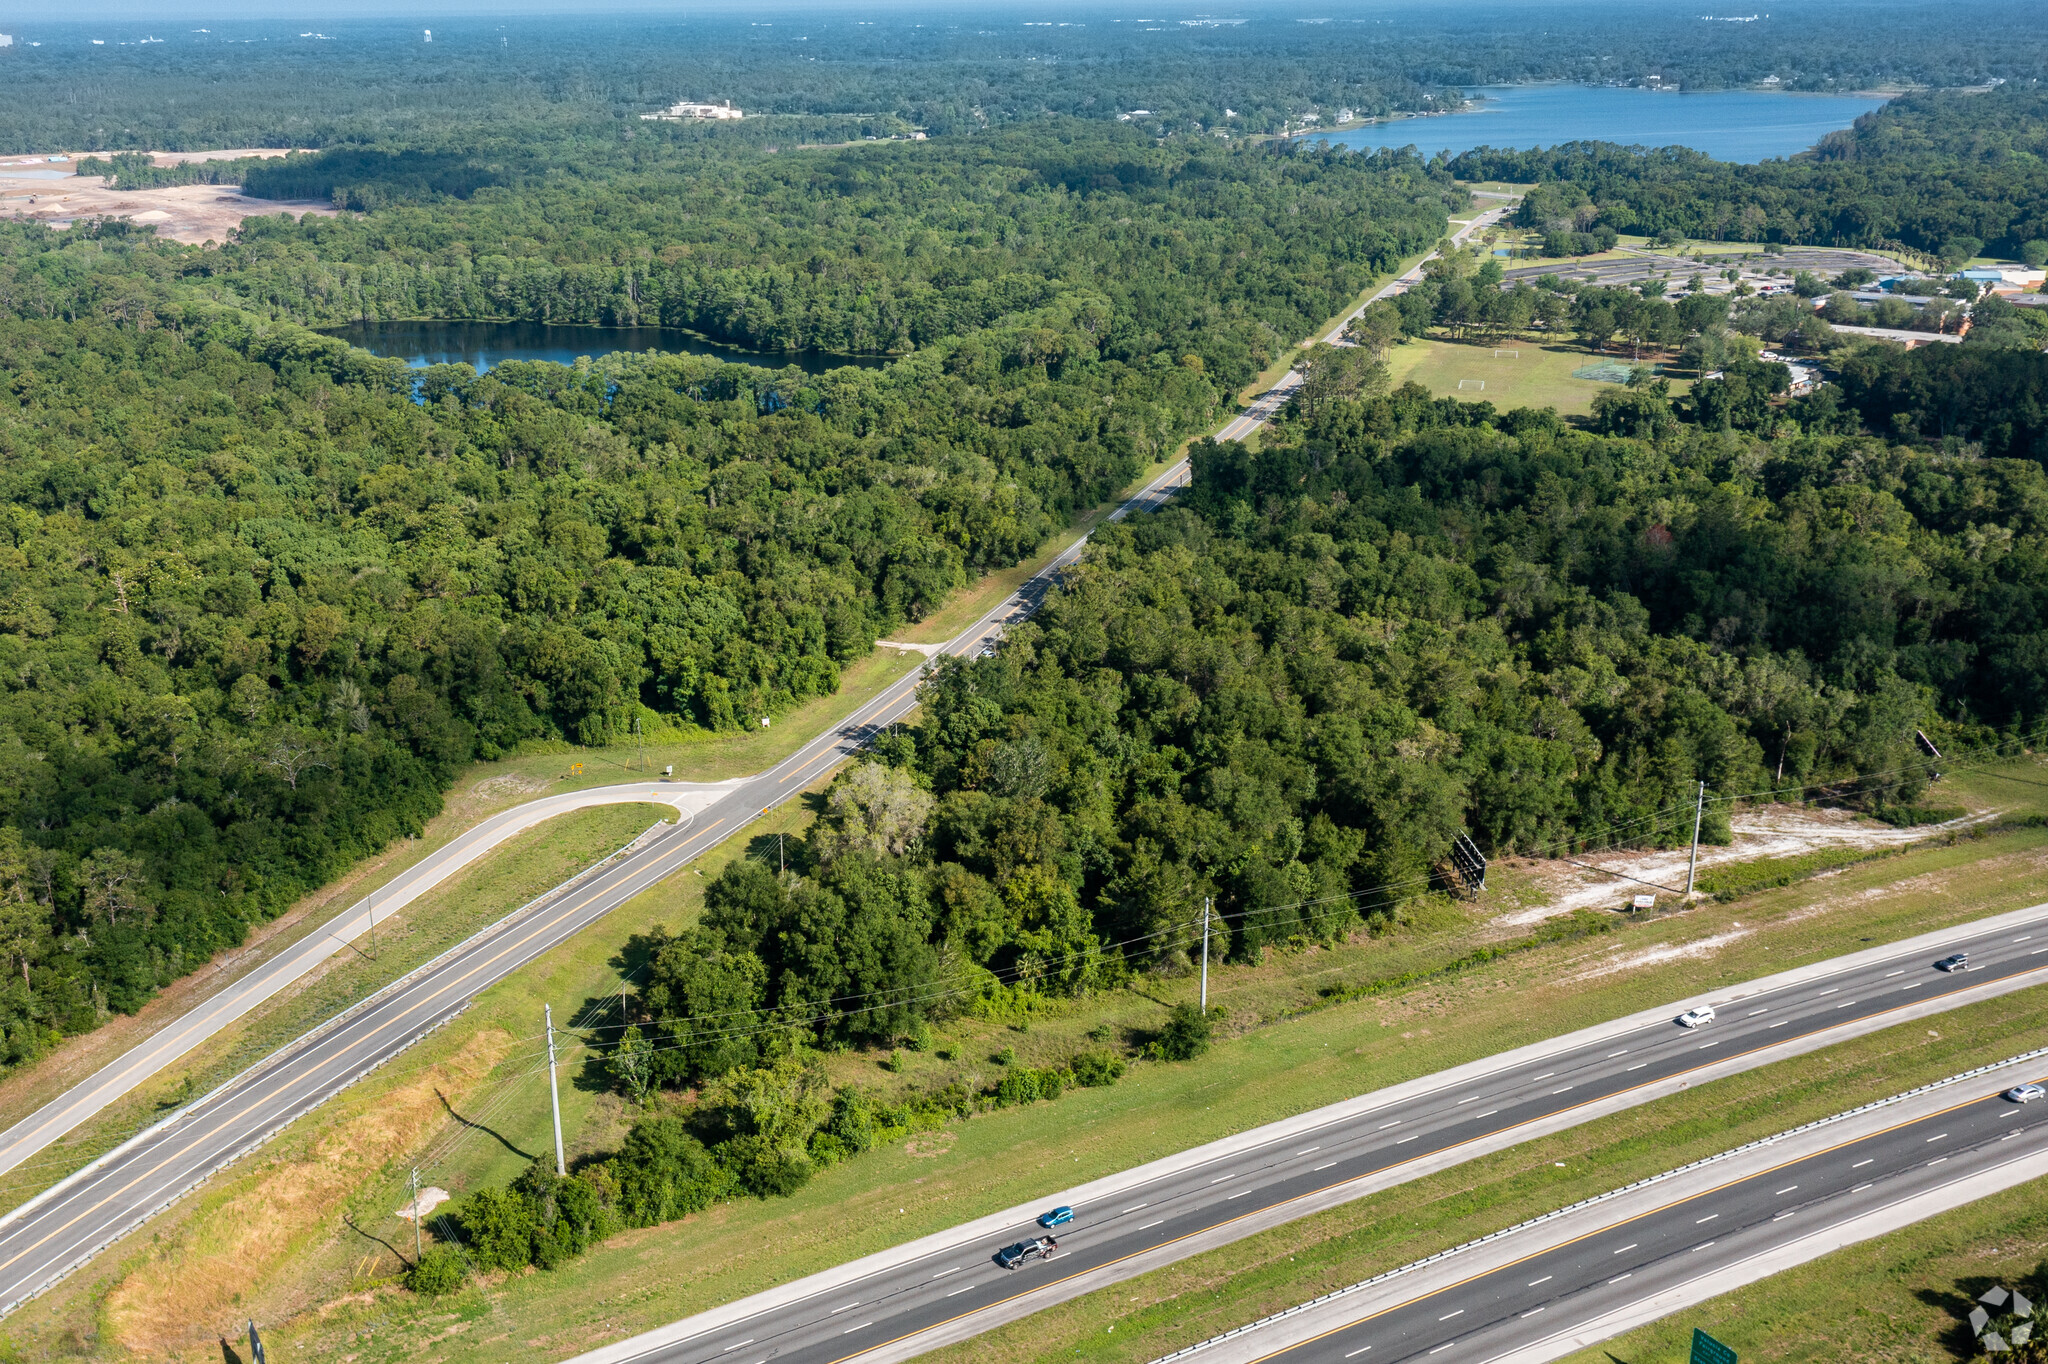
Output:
top-left (1227, 1070), bottom-right (2048, 1364)
top-left (572, 912), bottom-right (2048, 1364)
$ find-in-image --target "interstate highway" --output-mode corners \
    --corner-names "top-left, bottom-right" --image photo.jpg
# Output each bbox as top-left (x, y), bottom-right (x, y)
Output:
top-left (575, 914), bottom-right (2048, 1364)
top-left (1226, 1068), bottom-right (2048, 1364)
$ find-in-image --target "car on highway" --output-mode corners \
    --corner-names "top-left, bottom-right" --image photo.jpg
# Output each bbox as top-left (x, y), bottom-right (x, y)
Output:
top-left (2007, 1083), bottom-right (2047, 1104)
top-left (994, 1236), bottom-right (1057, 1269)
top-left (1936, 952), bottom-right (1970, 972)
top-left (1676, 1005), bottom-right (1716, 1029)
top-left (1038, 1206), bottom-right (1075, 1228)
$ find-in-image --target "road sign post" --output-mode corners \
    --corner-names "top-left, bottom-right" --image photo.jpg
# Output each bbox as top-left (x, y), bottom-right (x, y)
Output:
top-left (1690, 1327), bottom-right (1737, 1364)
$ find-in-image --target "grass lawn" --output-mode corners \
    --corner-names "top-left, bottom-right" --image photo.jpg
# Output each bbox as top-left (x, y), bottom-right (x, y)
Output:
top-left (1385, 336), bottom-right (1679, 416)
top-left (22, 755), bottom-right (2048, 1360)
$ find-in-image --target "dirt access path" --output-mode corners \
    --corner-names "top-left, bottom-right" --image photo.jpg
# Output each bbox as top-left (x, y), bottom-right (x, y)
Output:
top-left (1497, 803), bottom-right (1990, 928)
top-left (0, 148), bottom-right (333, 244)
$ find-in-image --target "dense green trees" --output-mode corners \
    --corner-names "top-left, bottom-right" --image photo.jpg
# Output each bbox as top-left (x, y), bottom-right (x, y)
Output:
top-left (0, 130), bottom-right (1450, 1073)
top-left (622, 386), bottom-right (2046, 1070)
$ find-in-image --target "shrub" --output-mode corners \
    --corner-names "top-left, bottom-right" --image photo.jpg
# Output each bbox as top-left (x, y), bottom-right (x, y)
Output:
top-left (1071, 1050), bottom-right (1127, 1087)
top-left (407, 1244), bottom-right (466, 1296)
top-left (610, 1116), bottom-right (730, 1226)
top-left (995, 1068), bottom-right (1043, 1106)
top-left (719, 1134), bottom-right (816, 1197)
top-left (1153, 1004), bottom-right (1211, 1061)
top-left (993, 1066), bottom-right (1070, 1106)
top-left (456, 1186), bottom-right (536, 1272)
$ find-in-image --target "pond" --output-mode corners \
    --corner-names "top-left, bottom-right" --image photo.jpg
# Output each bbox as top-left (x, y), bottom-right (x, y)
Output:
top-left (1309, 84), bottom-right (1889, 164)
top-left (328, 319), bottom-right (897, 375)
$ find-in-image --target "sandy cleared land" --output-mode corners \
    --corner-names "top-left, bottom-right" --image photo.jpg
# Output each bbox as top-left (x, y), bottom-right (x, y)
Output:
top-left (143, 147), bottom-right (298, 165)
top-left (1498, 802), bottom-right (1988, 928)
top-left (0, 149), bottom-right (329, 245)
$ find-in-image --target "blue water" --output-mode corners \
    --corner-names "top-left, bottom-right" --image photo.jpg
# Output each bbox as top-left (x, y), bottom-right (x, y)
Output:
top-left (1311, 84), bottom-right (1888, 164)
top-left (330, 320), bottom-right (894, 375)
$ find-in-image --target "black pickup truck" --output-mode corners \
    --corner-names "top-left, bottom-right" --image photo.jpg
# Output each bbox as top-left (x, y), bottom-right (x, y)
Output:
top-left (993, 1236), bottom-right (1057, 1269)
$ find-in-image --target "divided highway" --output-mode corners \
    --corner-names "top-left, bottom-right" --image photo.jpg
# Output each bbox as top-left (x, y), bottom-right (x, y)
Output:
top-left (573, 910), bottom-right (2048, 1364)
top-left (1199, 1062), bottom-right (2048, 1364)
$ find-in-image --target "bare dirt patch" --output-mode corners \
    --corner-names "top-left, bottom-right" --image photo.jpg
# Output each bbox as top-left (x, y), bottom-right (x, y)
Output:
top-left (146, 148), bottom-right (297, 166)
top-left (1566, 928), bottom-right (1755, 982)
top-left (1496, 804), bottom-right (1986, 927)
top-left (471, 772), bottom-right (556, 802)
top-left (4, 182), bottom-right (334, 245)
top-left (101, 1028), bottom-right (513, 1358)
top-left (0, 157), bottom-right (332, 245)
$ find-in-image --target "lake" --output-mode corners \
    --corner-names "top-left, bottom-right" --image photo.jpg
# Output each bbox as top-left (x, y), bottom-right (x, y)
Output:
top-left (1309, 84), bottom-right (1889, 164)
top-left (329, 320), bottom-right (896, 375)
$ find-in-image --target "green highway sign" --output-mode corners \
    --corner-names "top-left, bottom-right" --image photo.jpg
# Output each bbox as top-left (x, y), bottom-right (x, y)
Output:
top-left (1690, 1328), bottom-right (1737, 1364)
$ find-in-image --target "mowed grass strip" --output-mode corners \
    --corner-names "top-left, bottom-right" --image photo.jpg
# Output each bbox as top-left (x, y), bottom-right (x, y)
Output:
top-left (909, 986), bottom-right (2048, 1364)
top-left (0, 801), bottom-right (666, 1223)
top-left (68, 776), bottom-right (2048, 1362)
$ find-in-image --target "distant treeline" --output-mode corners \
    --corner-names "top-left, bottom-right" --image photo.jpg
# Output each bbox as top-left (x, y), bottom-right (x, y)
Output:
top-left (0, 2), bottom-right (2037, 152)
top-left (1452, 87), bottom-right (2048, 261)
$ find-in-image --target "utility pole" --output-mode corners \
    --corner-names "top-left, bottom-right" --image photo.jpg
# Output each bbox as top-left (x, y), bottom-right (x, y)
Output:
top-left (1199, 897), bottom-right (1211, 1014)
top-left (634, 714), bottom-right (643, 773)
top-left (545, 1004), bottom-right (566, 1176)
top-left (778, 832), bottom-right (785, 876)
top-left (1685, 781), bottom-right (1706, 898)
top-left (410, 1167), bottom-right (423, 1265)
top-left (367, 886), bottom-right (375, 958)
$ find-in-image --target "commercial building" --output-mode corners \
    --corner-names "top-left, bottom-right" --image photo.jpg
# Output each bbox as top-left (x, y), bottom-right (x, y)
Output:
top-left (643, 100), bottom-right (743, 121)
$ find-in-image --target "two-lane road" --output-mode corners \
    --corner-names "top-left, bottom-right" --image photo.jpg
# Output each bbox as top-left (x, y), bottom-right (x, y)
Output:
top-left (575, 913), bottom-right (2048, 1364)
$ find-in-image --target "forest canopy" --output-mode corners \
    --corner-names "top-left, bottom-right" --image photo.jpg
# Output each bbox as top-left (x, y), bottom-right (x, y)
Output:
top-left (621, 386), bottom-right (2048, 1091)
top-left (0, 131), bottom-right (1448, 1068)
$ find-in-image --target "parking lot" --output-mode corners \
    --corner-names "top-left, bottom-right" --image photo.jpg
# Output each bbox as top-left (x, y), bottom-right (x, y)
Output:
top-left (1502, 245), bottom-right (1914, 296)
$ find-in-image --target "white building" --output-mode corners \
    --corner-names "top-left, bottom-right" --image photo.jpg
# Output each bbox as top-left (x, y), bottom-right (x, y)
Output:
top-left (643, 100), bottom-right (744, 121)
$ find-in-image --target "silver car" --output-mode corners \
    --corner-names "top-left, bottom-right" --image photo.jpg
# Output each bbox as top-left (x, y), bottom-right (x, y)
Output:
top-left (2006, 1083), bottom-right (2046, 1104)
top-left (1676, 1006), bottom-right (1716, 1029)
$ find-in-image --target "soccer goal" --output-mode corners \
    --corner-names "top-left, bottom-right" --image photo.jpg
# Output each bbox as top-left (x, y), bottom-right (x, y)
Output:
top-left (1492, 348), bottom-right (1520, 358)
top-left (1457, 379), bottom-right (1486, 391)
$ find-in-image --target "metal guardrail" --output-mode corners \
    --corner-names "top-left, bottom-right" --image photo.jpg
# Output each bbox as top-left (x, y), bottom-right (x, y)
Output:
top-left (1146, 1042), bottom-right (2048, 1364)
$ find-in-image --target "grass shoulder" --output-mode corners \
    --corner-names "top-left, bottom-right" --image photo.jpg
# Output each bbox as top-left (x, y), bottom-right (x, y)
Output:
top-left (913, 985), bottom-right (2048, 1364)
top-left (35, 767), bottom-right (2048, 1361)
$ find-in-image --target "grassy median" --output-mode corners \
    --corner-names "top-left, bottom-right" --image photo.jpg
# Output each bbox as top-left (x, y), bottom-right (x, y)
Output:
top-left (10, 754), bottom-right (2044, 1361)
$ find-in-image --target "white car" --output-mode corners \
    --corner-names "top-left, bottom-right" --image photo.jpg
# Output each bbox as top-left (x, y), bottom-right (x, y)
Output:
top-left (1676, 1006), bottom-right (1716, 1029)
top-left (2007, 1083), bottom-right (2046, 1104)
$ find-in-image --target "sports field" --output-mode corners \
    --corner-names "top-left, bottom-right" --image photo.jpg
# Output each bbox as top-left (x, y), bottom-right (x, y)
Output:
top-left (1385, 337), bottom-right (1678, 416)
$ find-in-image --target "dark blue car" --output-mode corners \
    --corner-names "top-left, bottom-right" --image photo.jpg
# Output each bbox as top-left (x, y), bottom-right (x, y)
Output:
top-left (1038, 1206), bottom-right (1075, 1229)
